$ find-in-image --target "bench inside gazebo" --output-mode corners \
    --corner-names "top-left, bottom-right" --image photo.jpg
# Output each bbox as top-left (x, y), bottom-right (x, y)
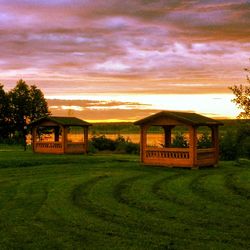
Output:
top-left (30, 116), bottom-right (91, 154)
top-left (134, 111), bottom-right (223, 168)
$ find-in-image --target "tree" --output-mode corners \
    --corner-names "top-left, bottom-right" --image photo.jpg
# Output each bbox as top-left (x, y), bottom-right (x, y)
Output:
top-left (0, 84), bottom-right (11, 140)
top-left (29, 85), bottom-right (50, 121)
top-left (8, 79), bottom-right (50, 147)
top-left (230, 63), bottom-right (250, 159)
top-left (230, 66), bottom-right (250, 118)
top-left (9, 80), bottom-right (32, 136)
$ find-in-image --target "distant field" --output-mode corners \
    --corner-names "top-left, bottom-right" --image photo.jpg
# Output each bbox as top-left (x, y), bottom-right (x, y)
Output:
top-left (90, 119), bottom-right (250, 134)
top-left (89, 119), bottom-right (250, 145)
top-left (0, 149), bottom-right (249, 249)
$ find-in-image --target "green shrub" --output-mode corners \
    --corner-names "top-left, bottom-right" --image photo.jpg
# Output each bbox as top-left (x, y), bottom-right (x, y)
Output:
top-left (219, 130), bottom-right (238, 160)
top-left (238, 137), bottom-right (250, 158)
top-left (236, 124), bottom-right (250, 158)
top-left (89, 135), bottom-right (139, 154)
top-left (171, 133), bottom-right (189, 148)
top-left (115, 138), bottom-right (140, 154)
top-left (87, 141), bottom-right (98, 154)
top-left (91, 135), bottom-right (116, 151)
top-left (197, 133), bottom-right (212, 148)
top-left (124, 141), bottom-right (140, 154)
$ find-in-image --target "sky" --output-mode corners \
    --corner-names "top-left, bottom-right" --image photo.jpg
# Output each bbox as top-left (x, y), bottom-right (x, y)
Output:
top-left (0, 0), bottom-right (250, 121)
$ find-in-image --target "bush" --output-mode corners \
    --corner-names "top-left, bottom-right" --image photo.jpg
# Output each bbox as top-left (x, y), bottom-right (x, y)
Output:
top-left (238, 137), bottom-right (250, 158)
top-left (219, 130), bottom-right (238, 160)
top-left (236, 124), bottom-right (250, 158)
top-left (115, 137), bottom-right (140, 154)
top-left (0, 137), bottom-right (22, 145)
top-left (89, 135), bottom-right (139, 155)
top-left (197, 133), bottom-right (212, 148)
top-left (87, 141), bottom-right (98, 154)
top-left (171, 133), bottom-right (189, 148)
top-left (91, 135), bottom-right (116, 151)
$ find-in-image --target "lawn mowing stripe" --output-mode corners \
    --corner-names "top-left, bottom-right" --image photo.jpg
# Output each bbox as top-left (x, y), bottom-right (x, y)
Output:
top-left (70, 172), bottom-right (248, 248)
top-left (150, 171), bottom-right (250, 241)
top-left (112, 172), bottom-right (233, 231)
top-left (152, 173), bottom-right (187, 205)
top-left (190, 173), bottom-right (248, 211)
top-left (33, 175), bottom-right (131, 249)
top-left (1, 174), bottom-right (156, 249)
top-left (111, 172), bottom-right (250, 247)
top-left (71, 175), bottom-right (182, 240)
top-left (52, 175), bottom-right (172, 249)
top-left (70, 174), bottom-right (177, 247)
top-left (189, 173), bottom-right (250, 236)
top-left (0, 179), bottom-right (49, 223)
top-left (152, 172), bottom-right (248, 213)
top-left (225, 172), bottom-right (250, 200)
top-left (112, 172), bottom-right (196, 218)
top-left (0, 180), bottom-right (19, 211)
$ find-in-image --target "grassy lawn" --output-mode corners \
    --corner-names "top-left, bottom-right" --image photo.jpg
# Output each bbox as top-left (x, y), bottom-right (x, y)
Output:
top-left (0, 149), bottom-right (249, 249)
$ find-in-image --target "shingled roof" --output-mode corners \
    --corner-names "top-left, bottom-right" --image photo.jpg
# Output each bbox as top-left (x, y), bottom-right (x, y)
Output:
top-left (134, 111), bottom-right (223, 126)
top-left (30, 116), bottom-right (92, 126)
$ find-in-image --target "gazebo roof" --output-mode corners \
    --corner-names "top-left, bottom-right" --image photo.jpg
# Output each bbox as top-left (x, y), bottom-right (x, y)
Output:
top-left (30, 116), bottom-right (92, 126)
top-left (134, 111), bottom-right (223, 126)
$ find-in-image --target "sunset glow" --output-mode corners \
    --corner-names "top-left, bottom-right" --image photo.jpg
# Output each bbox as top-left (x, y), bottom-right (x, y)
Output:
top-left (1, 0), bottom-right (249, 121)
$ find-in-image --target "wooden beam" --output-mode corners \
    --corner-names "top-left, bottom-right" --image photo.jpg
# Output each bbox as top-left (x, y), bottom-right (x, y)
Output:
top-left (62, 126), bottom-right (67, 154)
top-left (189, 126), bottom-right (198, 168)
top-left (84, 126), bottom-right (89, 153)
top-left (140, 125), bottom-right (148, 163)
top-left (54, 126), bottom-right (60, 142)
top-left (212, 125), bottom-right (219, 164)
top-left (32, 126), bottom-right (37, 152)
top-left (163, 125), bottom-right (175, 147)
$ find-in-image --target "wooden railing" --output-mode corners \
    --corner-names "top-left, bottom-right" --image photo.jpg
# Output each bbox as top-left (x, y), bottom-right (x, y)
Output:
top-left (197, 148), bottom-right (215, 160)
top-left (35, 142), bottom-right (63, 149)
top-left (67, 142), bottom-right (85, 150)
top-left (145, 147), bottom-right (190, 159)
top-left (34, 142), bottom-right (86, 154)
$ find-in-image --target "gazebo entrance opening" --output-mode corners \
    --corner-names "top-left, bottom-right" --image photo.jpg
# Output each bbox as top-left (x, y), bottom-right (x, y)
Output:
top-left (134, 111), bottom-right (223, 168)
top-left (197, 126), bottom-right (213, 149)
top-left (37, 126), bottom-right (63, 143)
top-left (146, 125), bottom-right (190, 148)
top-left (67, 126), bottom-right (85, 143)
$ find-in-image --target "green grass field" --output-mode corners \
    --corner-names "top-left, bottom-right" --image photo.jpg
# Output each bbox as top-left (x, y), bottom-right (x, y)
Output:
top-left (0, 149), bottom-right (249, 249)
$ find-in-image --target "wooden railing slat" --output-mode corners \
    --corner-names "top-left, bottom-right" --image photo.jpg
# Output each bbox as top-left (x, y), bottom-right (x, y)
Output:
top-left (146, 148), bottom-right (190, 159)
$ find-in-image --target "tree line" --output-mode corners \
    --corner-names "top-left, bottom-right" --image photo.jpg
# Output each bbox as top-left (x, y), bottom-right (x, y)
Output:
top-left (0, 79), bottom-right (50, 144)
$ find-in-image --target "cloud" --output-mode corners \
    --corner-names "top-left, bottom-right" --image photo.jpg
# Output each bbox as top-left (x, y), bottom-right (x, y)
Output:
top-left (0, 0), bottom-right (249, 98)
top-left (48, 99), bottom-right (150, 109)
top-left (47, 98), bottom-right (156, 121)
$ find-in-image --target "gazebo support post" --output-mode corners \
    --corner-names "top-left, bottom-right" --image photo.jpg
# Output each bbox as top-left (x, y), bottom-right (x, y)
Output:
top-left (32, 126), bottom-right (37, 152)
top-left (62, 126), bottom-right (66, 153)
top-left (211, 125), bottom-right (219, 164)
top-left (54, 127), bottom-right (60, 142)
top-left (84, 127), bottom-right (89, 153)
top-left (140, 126), bottom-right (147, 163)
top-left (163, 125), bottom-right (175, 147)
top-left (189, 126), bottom-right (198, 168)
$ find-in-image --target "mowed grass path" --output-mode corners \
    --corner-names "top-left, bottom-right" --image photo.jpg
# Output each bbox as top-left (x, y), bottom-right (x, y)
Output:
top-left (0, 150), bottom-right (249, 250)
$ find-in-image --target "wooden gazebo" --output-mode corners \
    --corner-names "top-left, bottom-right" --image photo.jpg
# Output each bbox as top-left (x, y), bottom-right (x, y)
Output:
top-left (134, 111), bottom-right (223, 168)
top-left (30, 116), bottom-right (91, 154)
